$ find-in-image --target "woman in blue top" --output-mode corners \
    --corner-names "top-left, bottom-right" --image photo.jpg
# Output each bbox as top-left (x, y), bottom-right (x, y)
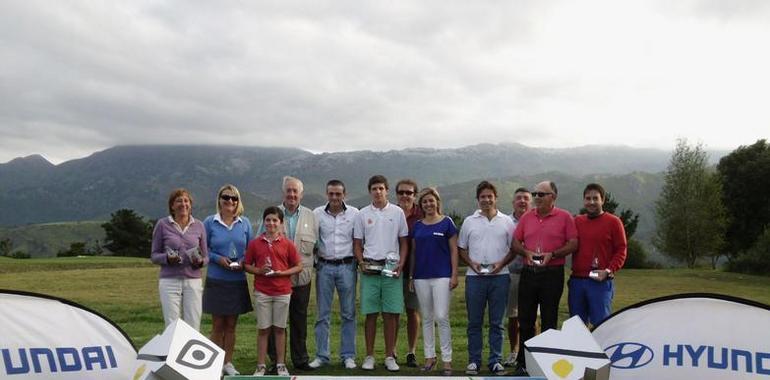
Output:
top-left (202, 184), bottom-right (254, 376)
top-left (409, 187), bottom-right (459, 375)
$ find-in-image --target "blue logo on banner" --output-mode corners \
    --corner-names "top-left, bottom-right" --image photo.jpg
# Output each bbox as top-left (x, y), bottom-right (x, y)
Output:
top-left (605, 342), bottom-right (654, 369)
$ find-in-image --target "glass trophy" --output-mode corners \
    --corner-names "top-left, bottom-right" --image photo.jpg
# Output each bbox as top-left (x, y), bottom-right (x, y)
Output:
top-left (185, 246), bottom-right (203, 262)
top-left (479, 255), bottom-right (492, 275)
top-left (264, 255), bottom-right (275, 276)
top-left (532, 244), bottom-right (544, 266)
top-left (165, 247), bottom-right (179, 259)
top-left (589, 254), bottom-right (600, 279)
top-left (381, 252), bottom-right (399, 277)
top-left (228, 242), bottom-right (241, 269)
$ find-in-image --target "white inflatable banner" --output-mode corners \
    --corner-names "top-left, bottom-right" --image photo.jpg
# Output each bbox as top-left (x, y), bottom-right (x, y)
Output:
top-left (592, 293), bottom-right (770, 379)
top-left (0, 290), bottom-right (137, 379)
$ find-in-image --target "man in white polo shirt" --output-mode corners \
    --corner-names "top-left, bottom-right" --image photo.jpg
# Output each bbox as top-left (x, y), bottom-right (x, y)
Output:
top-left (353, 175), bottom-right (409, 372)
top-left (309, 179), bottom-right (360, 370)
top-left (458, 180), bottom-right (515, 376)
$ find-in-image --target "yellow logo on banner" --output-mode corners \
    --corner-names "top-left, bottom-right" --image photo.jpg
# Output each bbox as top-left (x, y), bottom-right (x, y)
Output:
top-left (552, 358), bottom-right (574, 378)
top-left (133, 364), bottom-right (146, 380)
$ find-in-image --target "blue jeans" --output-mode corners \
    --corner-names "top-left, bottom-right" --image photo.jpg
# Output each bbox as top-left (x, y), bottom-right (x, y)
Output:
top-left (465, 274), bottom-right (510, 369)
top-left (568, 277), bottom-right (614, 326)
top-left (314, 261), bottom-right (357, 362)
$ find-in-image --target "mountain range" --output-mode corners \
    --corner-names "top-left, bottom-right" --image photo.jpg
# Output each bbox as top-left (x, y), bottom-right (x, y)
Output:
top-left (0, 143), bottom-right (684, 225)
top-left (0, 143), bottom-right (732, 259)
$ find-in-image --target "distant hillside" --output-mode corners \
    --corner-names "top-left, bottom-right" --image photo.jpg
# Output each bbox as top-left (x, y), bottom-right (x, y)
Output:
top-left (0, 221), bottom-right (106, 258)
top-left (6, 171), bottom-right (665, 258)
top-left (0, 143), bottom-right (723, 227)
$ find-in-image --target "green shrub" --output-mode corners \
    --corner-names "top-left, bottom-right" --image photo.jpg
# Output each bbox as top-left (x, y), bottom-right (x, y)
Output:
top-left (624, 239), bottom-right (656, 269)
top-left (728, 228), bottom-right (770, 276)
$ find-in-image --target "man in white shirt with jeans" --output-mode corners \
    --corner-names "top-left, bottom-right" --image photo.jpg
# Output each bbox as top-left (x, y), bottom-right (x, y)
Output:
top-left (309, 180), bottom-right (359, 370)
top-left (458, 180), bottom-right (515, 375)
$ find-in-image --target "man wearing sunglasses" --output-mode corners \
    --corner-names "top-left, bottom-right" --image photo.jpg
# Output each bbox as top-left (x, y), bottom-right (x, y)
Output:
top-left (511, 181), bottom-right (577, 375)
top-left (394, 178), bottom-right (423, 368)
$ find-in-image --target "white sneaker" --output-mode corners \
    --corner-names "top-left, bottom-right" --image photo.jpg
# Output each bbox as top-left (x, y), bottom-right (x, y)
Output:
top-left (362, 355), bottom-right (375, 370)
top-left (385, 356), bottom-right (400, 372)
top-left (490, 362), bottom-right (506, 374)
top-left (344, 357), bottom-right (357, 369)
top-left (308, 358), bottom-right (326, 369)
top-left (503, 352), bottom-right (518, 367)
top-left (276, 363), bottom-right (290, 376)
top-left (222, 362), bottom-right (239, 376)
top-left (466, 362), bottom-right (479, 375)
top-left (253, 364), bottom-right (266, 376)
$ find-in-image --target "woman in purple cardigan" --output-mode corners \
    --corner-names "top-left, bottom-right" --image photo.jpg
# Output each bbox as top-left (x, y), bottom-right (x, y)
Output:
top-left (150, 188), bottom-right (209, 331)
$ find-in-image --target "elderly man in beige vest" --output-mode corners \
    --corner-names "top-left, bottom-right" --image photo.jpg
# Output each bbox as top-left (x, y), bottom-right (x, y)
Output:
top-left (263, 176), bottom-right (319, 371)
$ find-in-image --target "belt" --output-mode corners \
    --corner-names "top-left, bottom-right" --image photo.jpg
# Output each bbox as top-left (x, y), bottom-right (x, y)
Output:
top-left (570, 274), bottom-right (614, 282)
top-left (523, 265), bottom-right (563, 274)
top-left (318, 256), bottom-right (356, 265)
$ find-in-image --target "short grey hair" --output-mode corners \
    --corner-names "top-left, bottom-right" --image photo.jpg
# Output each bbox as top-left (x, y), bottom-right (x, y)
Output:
top-left (282, 176), bottom-right (304, 194)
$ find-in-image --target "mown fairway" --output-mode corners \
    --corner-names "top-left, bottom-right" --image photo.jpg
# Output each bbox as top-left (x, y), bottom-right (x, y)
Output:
top-left (1, 256), bottom-right (769, 375)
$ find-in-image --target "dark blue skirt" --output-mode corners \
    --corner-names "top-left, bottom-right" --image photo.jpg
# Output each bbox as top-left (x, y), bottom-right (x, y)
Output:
top-left (202, 278), bottom-right (253, 315)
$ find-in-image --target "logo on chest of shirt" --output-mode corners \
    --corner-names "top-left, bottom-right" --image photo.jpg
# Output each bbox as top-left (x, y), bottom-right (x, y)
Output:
top-left (433, 232), bottom-right (445, 237)
top-left (367, 218), bottom-right (373, 225)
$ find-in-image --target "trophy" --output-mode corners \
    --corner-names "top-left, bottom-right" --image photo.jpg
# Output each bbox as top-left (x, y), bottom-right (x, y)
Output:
top-left (381, 252), bottom-right (400, 277)
top-left (227, 242), bottom-right (241, 269)
top-left (532, 244), bottom-right (544, 266)
top-left (185, 246), bottom-right (203, 263)
top-left (362, 258), bottom-right (384, 274)
top-left (589, 254), bottom-right (600, 279)
top-left (264, 255), bottom-right (276, 276)
top-left (165, 247), bottom-right (179, 259)
top-left (479, 255), bottom-right (492, 275)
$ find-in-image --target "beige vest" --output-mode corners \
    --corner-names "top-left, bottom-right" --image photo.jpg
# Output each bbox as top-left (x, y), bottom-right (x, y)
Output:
top-left (279, 204), bottom-right (319, 287)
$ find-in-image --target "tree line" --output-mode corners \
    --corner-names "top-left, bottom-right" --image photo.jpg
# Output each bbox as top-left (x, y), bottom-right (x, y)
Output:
top-left (655, 139), bottom-right (769, 274)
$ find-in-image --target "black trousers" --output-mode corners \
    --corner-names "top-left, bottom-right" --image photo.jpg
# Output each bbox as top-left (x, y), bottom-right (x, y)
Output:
top-left (268, 282), bottom-right (311, 367)
top-left (515, 265), bottom-right (565, 365)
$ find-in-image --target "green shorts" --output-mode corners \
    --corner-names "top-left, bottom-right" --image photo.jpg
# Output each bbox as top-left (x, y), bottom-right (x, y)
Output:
top-left (360, 273), bottom-right (404, 315)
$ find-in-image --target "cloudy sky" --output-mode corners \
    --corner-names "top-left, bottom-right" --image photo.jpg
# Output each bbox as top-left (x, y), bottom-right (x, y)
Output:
top-left (1, 1), bottom-right (768, 164)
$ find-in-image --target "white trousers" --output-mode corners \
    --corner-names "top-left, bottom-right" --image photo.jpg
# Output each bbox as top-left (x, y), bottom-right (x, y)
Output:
top-left (159, 278), bottom-right (203, 331)
top-left (414, 277), bottom-right (453, 362)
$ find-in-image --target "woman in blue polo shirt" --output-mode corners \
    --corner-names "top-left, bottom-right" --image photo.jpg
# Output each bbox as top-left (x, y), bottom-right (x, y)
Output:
top-left (409, 187), bottom-right (459, 376)
top-left (202, 184), bottom-right (253, 377)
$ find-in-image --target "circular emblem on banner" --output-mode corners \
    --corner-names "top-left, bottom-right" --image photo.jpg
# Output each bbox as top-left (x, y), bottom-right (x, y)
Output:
top-left (605, 342), bottom-right (654, 369)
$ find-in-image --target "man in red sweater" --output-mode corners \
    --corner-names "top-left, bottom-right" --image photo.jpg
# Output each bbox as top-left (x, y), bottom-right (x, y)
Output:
top-left (569, 183), bottom-right (627, 327)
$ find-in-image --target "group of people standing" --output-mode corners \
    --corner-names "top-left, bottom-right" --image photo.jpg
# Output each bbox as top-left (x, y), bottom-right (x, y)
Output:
top-left (150, 175), bottom-right (627, 377)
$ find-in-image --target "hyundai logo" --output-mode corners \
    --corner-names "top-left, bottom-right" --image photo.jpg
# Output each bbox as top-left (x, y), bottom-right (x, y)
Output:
top-left (605, 342), bottom-right (654, 369)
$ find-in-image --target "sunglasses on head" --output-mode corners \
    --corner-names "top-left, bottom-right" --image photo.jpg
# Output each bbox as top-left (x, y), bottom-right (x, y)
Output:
top-left (220, 195), bottom-right (239, 202)
top-left (531, 192), bottom-right (553, 198)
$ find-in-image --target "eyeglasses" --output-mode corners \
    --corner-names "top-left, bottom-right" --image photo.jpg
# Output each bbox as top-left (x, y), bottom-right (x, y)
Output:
top-left (397, 190), bottom-right (415, 196)
top-left (220, 195), bottom-right (239, 202)
top-left (531, 192), bottom-right (553, 198)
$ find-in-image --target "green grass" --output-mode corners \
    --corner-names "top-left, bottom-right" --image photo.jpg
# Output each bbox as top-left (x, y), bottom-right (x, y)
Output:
top-left (1, 257), bottom-right (769, 376)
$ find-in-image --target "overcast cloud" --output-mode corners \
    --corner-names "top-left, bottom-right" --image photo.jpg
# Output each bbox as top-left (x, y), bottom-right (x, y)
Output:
top-left (1, 0), bottom-right (769, 164)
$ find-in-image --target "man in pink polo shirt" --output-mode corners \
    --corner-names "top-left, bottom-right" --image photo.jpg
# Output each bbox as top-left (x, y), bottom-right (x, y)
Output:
top-left (511, 180), bottom-right (577, 374)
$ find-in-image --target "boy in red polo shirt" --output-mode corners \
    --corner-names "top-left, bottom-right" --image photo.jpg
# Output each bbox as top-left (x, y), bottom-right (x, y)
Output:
top-left (244, 206), bottom-right (302, 376)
